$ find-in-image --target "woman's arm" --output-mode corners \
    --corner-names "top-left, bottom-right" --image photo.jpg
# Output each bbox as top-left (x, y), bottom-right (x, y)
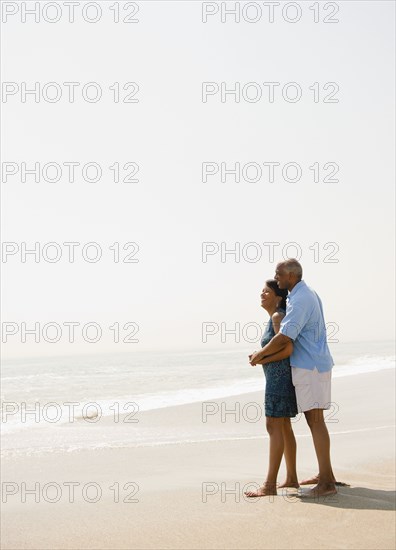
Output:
top-left (271, 311), bottom-right (284, 335)
top-left (252, 311), bottom-right (292, 365)
top-left (249, 311), bottom-right (293, 367)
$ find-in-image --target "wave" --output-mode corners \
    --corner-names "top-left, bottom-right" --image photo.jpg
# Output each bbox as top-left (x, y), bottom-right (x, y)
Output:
top-left (1, 354), bottom-right (394, 437)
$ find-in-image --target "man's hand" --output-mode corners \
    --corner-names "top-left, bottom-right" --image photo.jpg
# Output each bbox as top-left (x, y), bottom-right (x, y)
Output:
top-left (250, 339), bottom-right (294, 367)
top-left (250, 349), bottom-right (266, 365)
top-left (253, 333), bottom-right (292, 364)
top-left (249, 351), bottom-right (262, 366)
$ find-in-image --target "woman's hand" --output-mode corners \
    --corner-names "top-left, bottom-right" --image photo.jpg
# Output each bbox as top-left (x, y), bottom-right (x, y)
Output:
top-left (248, 351), bottom-right (257, 366)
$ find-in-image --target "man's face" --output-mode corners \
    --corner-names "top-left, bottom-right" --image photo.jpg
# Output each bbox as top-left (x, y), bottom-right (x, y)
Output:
top-left (274, 264), bottom-right (290, 290)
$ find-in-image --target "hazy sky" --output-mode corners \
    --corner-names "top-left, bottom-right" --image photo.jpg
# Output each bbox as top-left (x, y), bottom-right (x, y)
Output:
top-left (1, 0), bottom-right (395, 358)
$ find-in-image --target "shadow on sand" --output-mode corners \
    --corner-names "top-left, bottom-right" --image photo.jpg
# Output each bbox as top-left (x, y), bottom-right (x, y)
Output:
top-left (297, 487), bottom-right (396, 510)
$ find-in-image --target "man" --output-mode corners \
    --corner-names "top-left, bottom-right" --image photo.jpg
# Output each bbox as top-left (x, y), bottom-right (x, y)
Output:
top-left (250, 259), bottom-right (337, 498)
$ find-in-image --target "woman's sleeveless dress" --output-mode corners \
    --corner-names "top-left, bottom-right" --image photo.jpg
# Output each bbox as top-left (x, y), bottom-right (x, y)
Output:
top-left (261, 314), bottom-right (298, 417)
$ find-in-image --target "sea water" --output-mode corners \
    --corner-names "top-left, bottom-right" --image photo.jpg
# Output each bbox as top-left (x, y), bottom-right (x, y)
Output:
top-left (1, 341), bottom-right (394, 456)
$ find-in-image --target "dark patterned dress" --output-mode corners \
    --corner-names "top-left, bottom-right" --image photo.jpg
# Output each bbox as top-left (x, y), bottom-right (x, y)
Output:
top-left (261, 313), bottom-right (297, 418)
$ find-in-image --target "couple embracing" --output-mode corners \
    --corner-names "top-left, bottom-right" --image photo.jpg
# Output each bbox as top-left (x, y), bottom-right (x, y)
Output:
top-left (246, 259), bottom-right (338, 499)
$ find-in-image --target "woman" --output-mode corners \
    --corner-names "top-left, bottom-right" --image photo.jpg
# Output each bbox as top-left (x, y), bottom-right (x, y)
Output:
top-left (245, 279), bottom-right (299, 497)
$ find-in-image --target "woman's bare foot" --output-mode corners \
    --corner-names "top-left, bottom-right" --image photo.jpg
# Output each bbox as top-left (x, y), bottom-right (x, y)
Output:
top-left (299, 482), bottom-right (337, 498)
top-left (244, 482), bottom-right (277, 498)
top-left (278, 479), bottom-right (300, 489)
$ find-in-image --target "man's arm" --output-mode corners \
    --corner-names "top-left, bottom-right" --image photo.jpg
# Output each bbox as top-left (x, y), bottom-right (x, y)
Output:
top-left (250, 332), bottom-right (292, 365)
top-left (253, 340), bottom-right (294, 365)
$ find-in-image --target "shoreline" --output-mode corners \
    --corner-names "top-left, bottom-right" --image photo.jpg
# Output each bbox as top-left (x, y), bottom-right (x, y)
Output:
top-left (2, 368), bottom-right (395, 457)
top-left (1, 369), bottom-right (395, 549)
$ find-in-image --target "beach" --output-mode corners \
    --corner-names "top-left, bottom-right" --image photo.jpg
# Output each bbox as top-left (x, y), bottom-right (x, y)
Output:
top-left (3, 0), bottom-right (395, 547)
top-left (1, 367), bottom-right (395, 550)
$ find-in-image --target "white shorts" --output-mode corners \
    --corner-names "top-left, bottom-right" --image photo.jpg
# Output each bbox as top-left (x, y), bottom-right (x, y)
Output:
top-left (291, 367), bottom-right (332, 412)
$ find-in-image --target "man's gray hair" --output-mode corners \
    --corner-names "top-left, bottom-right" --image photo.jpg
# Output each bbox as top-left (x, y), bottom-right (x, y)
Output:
top-left (280, 259), bottom-right (303, 279)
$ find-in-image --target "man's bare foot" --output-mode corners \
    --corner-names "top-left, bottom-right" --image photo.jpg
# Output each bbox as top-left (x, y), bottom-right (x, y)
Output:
top-left (278, 479), bottom-right (300, 489)
top-left (299, 475), bottom-right (320, 485)
top-left (300, 475), bottom-right (349, 487)
top-left (299, 482), bottom-right (337, 499)
top-left (244, 482), bottom-right (277, 498)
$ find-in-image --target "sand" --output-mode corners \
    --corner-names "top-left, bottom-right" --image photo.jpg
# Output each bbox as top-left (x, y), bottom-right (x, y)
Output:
top-left (1, 369), bottom-right (395, 550)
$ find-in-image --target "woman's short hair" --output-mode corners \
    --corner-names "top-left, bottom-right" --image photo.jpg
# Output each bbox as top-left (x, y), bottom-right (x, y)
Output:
top-left (265, 279), bottom-right (288, 310)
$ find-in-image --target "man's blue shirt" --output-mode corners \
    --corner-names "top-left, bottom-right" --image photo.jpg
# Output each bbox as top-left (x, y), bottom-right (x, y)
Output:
top-left (279, 280), bottom-right (334, 372)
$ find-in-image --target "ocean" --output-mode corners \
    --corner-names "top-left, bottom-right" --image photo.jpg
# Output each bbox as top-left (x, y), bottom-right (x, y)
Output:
top-left (1, 341), bottom-right (394, 456)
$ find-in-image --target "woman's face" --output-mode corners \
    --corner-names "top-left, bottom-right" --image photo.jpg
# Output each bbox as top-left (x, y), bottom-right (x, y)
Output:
top-left (260, 285), bottom-right (279, 309)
